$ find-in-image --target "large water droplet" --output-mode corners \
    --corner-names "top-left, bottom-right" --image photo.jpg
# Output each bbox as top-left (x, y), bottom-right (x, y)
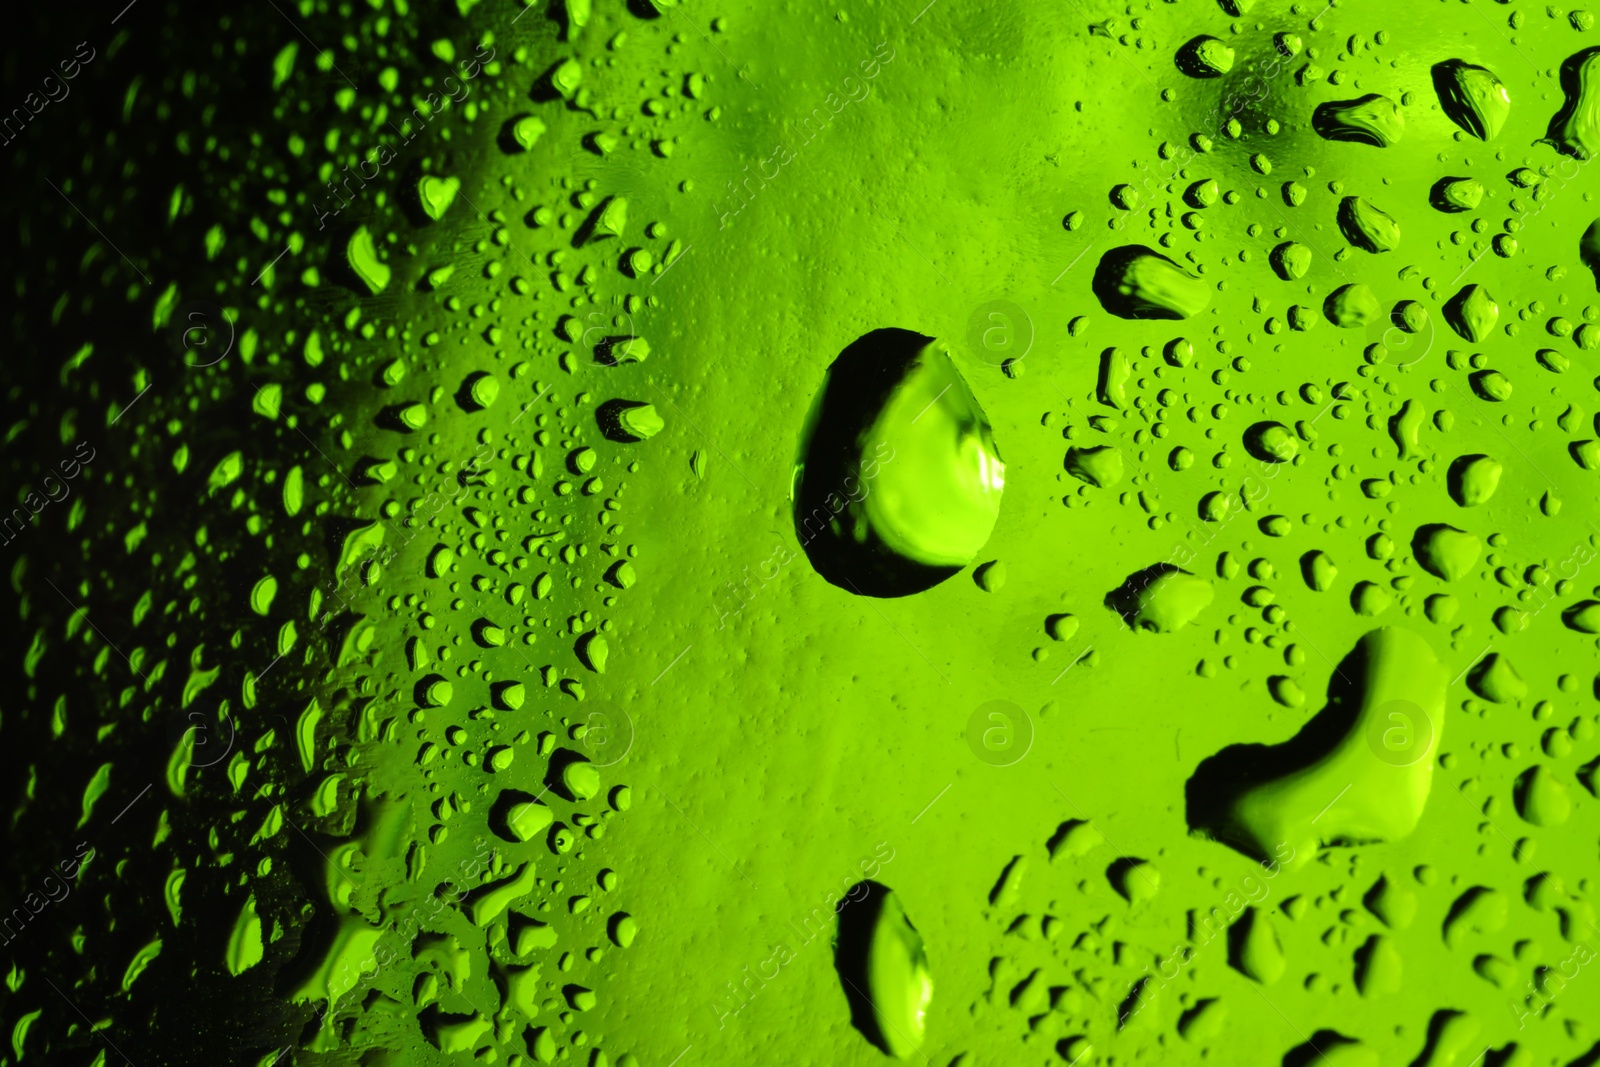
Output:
top-left (1548, 47), bottom-right (1600, 159)
top-left (793, 329), bottom-right (1004, 597)
top-left (1092, 245), bottom-right (1210, 319)
top-left (1312, 94), bottom-right (1405, 146)
top-left (834, 882), bottom-right (932, 1059)
top-left (1337, 197), bottom-right (1400, 253)
top-left (1432, 60), bottom-right (1510, 140)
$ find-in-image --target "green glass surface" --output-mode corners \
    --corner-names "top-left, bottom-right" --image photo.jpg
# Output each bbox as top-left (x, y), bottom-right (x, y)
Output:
top-left (2, 1), bottom-right (1600, 1064)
